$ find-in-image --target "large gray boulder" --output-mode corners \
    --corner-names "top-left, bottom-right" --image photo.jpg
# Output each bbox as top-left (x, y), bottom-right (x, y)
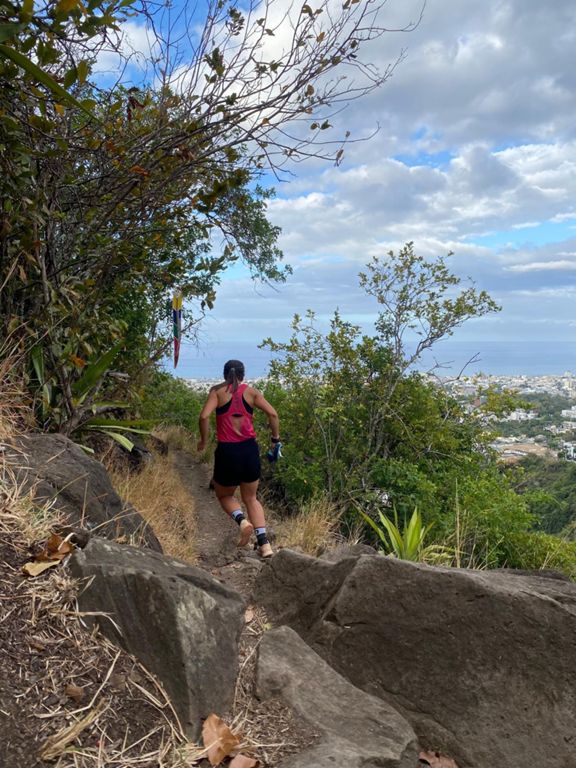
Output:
top-left (255, 549), bottom-right (576, 768)
top-left (70, 538), bottom-right (245, 739)
top-left (5, 434), bottom-right (161, 550)
top-left (256, 626), bottom-right (418, 768)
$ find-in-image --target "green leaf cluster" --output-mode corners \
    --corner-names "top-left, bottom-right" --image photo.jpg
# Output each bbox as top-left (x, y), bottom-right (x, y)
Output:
top-left (359, 507), bottom-right (433, 561)
top-left (258, 245), bottom-right (560, 572)
top-left (1, 11), bottom-right (288, 435)
top-left (138, 372), bottom-right (205, 433)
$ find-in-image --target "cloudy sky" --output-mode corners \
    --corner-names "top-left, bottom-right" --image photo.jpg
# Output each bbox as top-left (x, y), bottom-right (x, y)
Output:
top-left (108, 0), bottom-right (576, 374)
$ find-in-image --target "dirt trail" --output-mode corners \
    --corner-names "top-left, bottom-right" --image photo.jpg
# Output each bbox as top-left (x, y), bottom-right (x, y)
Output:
top-left (171, 450), bottom-right (266, 596)
top-left (171, 450), bottom-right (324, 765)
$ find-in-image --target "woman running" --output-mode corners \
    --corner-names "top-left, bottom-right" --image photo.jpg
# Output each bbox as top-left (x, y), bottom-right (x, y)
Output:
top-left (196, 359), bottom-right (280, 558)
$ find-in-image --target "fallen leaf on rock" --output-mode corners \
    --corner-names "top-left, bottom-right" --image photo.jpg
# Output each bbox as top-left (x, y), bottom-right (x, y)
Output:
top-left (202, 713), bottom-right (240, 766)
top-left (229, 754), bottom-right (259, 767)
top-left (23, 532), bottom-right (76, 576)
top-left (22, 560), bottom-right (59, 577)
top-left (419, 750), bottom-right (460, 768)
top-left (244, 607), bottom-right (255, 623)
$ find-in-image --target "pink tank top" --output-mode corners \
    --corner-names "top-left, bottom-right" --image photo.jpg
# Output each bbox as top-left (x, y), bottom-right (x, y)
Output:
top-left (216, 383), bottom-right (257, 443)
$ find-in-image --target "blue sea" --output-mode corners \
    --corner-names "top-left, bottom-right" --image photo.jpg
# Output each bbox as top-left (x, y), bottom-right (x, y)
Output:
top-left (166, 340), bottom-right (576, 380)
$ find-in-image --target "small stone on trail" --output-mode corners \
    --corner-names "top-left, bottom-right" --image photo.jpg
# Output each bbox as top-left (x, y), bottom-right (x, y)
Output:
top-left (65, 683), bottom-right (85, 702)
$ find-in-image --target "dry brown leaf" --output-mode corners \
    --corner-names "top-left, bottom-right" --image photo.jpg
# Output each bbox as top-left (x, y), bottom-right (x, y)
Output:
top-left (22, 560), bottom-right (59, 577)
top-left (130, 164), bottom-right (150, 176)
top-left (229, 755), bottom-right (259, 768)
top-left (34, 533), bottom-right (74, 562)
top-left (44, 532), bottom-right (65, 557)
top-left (244, 607), bottom-right (255, 623)
top-left (419, 750), bottom-right (460, 768)
top-left (202, 713), bottom-right (240, 766)
top-left (65, 683), bottom-right (85, 702)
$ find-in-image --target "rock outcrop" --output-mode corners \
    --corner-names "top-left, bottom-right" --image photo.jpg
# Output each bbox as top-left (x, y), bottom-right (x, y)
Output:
top-left (70, 538), bottom-right (245, 739)
top-left (256, 625), bottom-right (418, 767)
top-left (5, 434), bottom-right (161, 550)
top-left (255, 549), bottom-right (576, 768)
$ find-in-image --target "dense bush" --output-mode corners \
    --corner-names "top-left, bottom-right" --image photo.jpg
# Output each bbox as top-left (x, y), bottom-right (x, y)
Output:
top-left (257, 245), bottom-right (564, 573)
top-left (138, 372), bottom-right (205, 433)
top-left (502, 531), bottom-right (576, 579)
top-left (514, 455), bottom-right (576, 534)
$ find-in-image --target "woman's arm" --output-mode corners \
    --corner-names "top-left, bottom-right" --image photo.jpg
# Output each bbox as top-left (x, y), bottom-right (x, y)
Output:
top-left (197, 387), bottom-right (218, 451)
top-left (252, 390), bottom-right (280, 441)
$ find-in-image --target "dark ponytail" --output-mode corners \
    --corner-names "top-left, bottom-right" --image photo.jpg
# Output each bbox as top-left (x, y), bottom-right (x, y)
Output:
top-left (223, 359), bottom-right (245, 393)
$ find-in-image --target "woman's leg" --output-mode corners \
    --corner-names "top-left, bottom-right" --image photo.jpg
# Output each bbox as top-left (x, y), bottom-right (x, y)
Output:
top-left (214, 482), bottom-right (253, 546)
top-left (213, 482), bottom-right (239, 515)
top-left (239, 480), bottom-right (265, 528)
top-left (241, 481), bottom-right (272, 556)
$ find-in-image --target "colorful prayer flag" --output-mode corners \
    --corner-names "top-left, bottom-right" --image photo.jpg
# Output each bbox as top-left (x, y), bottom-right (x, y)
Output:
top-left (172, 290), bottom-right (183, 368)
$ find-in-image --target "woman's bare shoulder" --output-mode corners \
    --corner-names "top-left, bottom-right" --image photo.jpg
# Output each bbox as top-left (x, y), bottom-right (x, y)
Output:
top-left (210, 382), bottom-right (228, 398)
top-left (243, 384), bottom-right (259, 400)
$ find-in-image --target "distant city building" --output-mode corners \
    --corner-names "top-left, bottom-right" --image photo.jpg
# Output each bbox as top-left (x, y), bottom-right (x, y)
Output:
top-left (561, 406), bottom-right (576, 433)
top-left (505, 409), bottom-right (537, 422)
top-left (443, 372), bottom-right (576, 459)
top-left (563, 442), bottom-right (576, 461)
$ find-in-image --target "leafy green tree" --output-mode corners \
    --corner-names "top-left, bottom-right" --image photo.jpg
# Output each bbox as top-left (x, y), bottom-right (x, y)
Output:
top-left (259, 244), bottom-right (543, 569)
top-left (261, 244), bottom-right (501, 502)
top-left (1, 0), bottom-right (418, 433)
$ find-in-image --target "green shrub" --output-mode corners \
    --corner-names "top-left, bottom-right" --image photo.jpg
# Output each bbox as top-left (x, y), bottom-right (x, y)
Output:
top-left (139, 372), bottom-right (206, 432)
top-left (502, 531), bottom-right (576, 579)
top-left (359, 507), bottom-right (433, 561)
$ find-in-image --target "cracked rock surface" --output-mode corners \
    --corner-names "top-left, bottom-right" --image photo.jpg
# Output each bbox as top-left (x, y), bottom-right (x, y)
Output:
top-left (255, 548), bottom-right (576, 768)
top-left (71, 537), bottom-right (245, 739)
top-left (256, 625), bottom-right (418, 767)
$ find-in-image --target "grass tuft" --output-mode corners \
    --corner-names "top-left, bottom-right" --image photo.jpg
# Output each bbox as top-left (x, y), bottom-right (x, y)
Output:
top-left (0, 352), bottom-right (33, 441)
top-left (277, 495), bottom-right (343, 556)
top-left (107, 453), bottom-right (197, 564)
top-left (0, 462), bottom-right (65, 545)
top-left (152, 425), bottom-right (196, 453)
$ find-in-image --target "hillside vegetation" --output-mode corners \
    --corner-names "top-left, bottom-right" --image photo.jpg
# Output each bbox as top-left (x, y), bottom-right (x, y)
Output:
top-left (1, 0), bottom-right (575, 578)
top-left (140, 248), bottom-right (576, 577)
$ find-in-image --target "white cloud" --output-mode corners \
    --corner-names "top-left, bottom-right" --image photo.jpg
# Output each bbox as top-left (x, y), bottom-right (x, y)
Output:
top-left (512, 287), bottom-right (576, 298)
top-left (94, 21), bottom-right (157, 81)
top-left (112, 0), bottom-right (576, 355)
top-left (264, 137), bottom-right (576, 272)
top-left (506, 260), bottom-right (576, 273)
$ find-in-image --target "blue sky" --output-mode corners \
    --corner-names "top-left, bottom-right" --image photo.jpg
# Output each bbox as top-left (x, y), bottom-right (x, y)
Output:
top-left (98, 0), bottom-right (576, 375)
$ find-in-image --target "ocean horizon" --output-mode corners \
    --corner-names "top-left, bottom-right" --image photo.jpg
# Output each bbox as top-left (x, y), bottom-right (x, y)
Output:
top-left (165, 340), bottom-right (576, 381)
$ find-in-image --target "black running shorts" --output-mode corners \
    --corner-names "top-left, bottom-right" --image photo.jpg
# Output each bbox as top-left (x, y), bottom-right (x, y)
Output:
top-left (213, 438), bottom-right (261, 487)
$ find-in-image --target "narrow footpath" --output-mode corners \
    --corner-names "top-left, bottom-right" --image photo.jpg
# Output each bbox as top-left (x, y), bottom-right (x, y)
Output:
top-left (170, 450), bottom-right (319, 765)
top-left (171, 449), bottom-right (267, 600)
